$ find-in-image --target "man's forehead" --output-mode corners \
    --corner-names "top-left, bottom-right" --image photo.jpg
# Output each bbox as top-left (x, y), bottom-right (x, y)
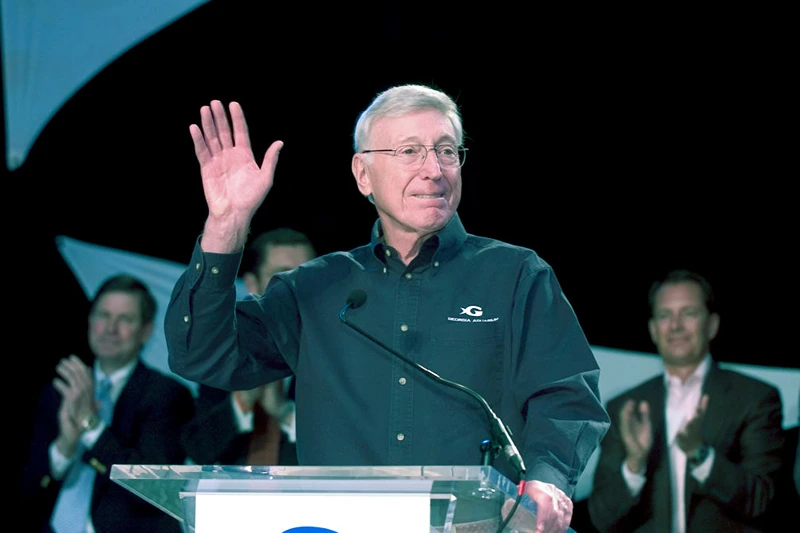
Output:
top-left (93, 291), bottom-right (140, 312)
top-left (654, 282), bottom-right (704, 306)
top-left (370, 110), bottom-right (455, 144)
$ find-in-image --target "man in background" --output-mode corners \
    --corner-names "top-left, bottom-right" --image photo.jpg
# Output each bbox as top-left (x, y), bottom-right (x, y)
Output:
top-left (588, 269), bottom-right (785, 532)
top-left (181, 227), bottom-right (316, 467)
top-left (21, 274), bottom-right (195, 533)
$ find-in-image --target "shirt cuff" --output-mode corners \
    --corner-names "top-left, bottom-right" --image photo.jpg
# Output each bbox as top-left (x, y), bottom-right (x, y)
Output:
top-left (689, 447), bottom-right (715, 483)
top-left (49, 442), bottom-right (71, 480)
top-left (280, 402), bottom-right (297, 443)
top-left (189, 236), bottom-right (243, 290)
top-left (231, 393), bottom-right (255, 433)
top-left (621, 461), bottom-right (647, 497)
top-left (80, 421), bottom-right (105, 448)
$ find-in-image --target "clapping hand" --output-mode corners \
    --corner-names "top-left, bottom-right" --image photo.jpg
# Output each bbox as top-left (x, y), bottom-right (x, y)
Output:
top-left (619, 398), bottom-right (653, 473)
top-left (676, 394), bottom-right (709, 456)
top-left (52, 355), bottom-right (95, 457)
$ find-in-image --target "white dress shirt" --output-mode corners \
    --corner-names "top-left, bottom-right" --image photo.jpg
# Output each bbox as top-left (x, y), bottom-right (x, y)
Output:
top-left (622, 354), bottom-right (715, 533)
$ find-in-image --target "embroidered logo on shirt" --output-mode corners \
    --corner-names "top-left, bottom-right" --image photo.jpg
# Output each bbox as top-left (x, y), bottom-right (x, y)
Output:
top-left (460, 305), bottom-right (483, 317)
top-left (448, 305), bottom-right (499, 323)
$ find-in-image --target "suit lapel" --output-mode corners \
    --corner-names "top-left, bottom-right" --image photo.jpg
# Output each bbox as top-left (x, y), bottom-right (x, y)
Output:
top-left (699, 362), bottom-right (728, 444)
top-left (107, 361), bottom-right (148, 442)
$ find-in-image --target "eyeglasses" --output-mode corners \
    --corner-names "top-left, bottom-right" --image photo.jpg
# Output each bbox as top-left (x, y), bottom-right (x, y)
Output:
top-left (361, 144), bottom-right (467, 169)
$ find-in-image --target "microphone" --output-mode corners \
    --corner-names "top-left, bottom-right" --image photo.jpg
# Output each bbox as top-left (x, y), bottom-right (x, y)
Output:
top-left (339, 289), bottom-right (526, 478)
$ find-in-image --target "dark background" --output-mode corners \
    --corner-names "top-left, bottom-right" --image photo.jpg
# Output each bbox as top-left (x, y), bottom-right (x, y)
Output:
top-left (6, 0), bottom-right (796, 513)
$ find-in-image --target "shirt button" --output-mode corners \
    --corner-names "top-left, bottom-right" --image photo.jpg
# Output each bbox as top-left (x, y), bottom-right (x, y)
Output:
top-left (210, 266), bottom-right (220, 275)
top-left (405, 273), bottom-right (413, 280)
top-left (385, 249), bottom-right (391, 257)
top-left (398, 377), bottom-right (407, 385)
top-left (183, 315), bottom-right (190, 323)
top-left (433, 261), bottom-right (439, 267)
top-left (400, 324), bottom-right (408, 332)
top-left (195, 263), bottom-right (201, 271)
top-left (383, 267), bottom-right (387, 274)
top-left (396, 433), bottom-right (405, 441)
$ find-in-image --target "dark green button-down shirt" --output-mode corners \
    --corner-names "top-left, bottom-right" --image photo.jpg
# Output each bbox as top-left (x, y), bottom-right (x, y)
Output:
top-left (165, 213), bottom-right (609, 495)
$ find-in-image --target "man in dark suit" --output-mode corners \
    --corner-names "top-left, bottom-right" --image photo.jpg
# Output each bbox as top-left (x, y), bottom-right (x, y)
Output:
top-left (588, 269), bottom-right (785, 532)
top-left (21, 274), bottom-right (195, 533)
top-left (181, 227), bottom-right (315, 467)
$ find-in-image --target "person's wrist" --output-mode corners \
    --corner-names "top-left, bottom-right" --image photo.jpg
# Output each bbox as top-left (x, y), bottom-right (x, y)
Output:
top-left (233, 391), bottom-right (254, 414)
top-left (688, 444), bottom-right (711, 467)
top-left (276, 400), bottom-right (294, 422)
top-left (201, 215), bottom-right (250, 253)
top-left (80, 412), bottom-right (100, 432)
top-left (625, 456), bottom-right (646, 474)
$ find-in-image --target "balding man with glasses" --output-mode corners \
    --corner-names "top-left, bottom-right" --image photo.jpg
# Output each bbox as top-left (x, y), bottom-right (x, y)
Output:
top-left (165, 84), bottom-right (610, 533)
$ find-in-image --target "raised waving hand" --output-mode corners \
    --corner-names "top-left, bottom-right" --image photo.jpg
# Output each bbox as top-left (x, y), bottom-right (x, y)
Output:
top-left (190, 100), bottom-right (283, 252)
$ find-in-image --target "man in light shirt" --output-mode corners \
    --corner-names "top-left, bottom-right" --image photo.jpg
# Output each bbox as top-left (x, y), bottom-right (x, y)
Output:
top-left (588, 269), bottom-right (785, 532)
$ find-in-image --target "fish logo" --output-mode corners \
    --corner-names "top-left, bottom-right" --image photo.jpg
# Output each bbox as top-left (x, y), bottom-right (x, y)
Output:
top-left (460, 305), bottom-right (483, 317)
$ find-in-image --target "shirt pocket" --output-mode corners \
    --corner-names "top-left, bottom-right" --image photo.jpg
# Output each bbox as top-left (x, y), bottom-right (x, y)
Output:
top-left (427, 323), bottom-right (505, 418)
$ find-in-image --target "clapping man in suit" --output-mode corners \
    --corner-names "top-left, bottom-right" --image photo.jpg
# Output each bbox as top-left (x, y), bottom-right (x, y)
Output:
top-left (21, 274), bottom-right (195, 533)
top-left (588, 269), bottom-right (785, 532)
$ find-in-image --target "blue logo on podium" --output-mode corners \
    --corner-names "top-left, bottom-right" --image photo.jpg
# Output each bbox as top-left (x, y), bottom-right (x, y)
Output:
top-left (282, 528), bottom-right (339, 533)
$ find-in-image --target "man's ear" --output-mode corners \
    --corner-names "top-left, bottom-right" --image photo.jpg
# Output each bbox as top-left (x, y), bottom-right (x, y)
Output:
top-left (139, 321), bottom-right (155, 345)
top-left (243, 272), bottom-right (260, 295)
top-left (351, 153), bottom-right (373, 197)
top-left (707, 312), bottom-right (720, 341)
top-left (648, 318), bottom-right (658, 345)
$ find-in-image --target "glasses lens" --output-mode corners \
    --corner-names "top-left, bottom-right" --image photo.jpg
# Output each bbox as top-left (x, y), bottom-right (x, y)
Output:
top-left (432, 145), bottom-right (455, 167)
top-left (395, 144), bottom-right (466, 168)
top-left (395, 145), bottom-right (424, 166)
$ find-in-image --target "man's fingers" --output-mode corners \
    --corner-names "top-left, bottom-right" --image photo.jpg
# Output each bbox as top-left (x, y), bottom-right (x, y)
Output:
top-left (211, 100), bottom-right (233, 149)
top-left (55, 357), bottom-right (79, 386)
top-left (52, 378), bottom-right (69, 396)
top-left (260, 140), bottom-right (283, 179)
top-left (619, 399), bottom-right (634, 424)
top-left (698, 394), bottom-right (709, 414)
top-left (190, 124), bottom-right (211, 165)
top-left (200, 103), bottom-right (221, 152)
top-left (228, 101), bottom-right (252, 151)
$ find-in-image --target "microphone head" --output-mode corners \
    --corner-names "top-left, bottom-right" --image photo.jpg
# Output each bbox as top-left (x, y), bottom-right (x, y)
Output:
top-left (346, 289), bottom-right (367, 309)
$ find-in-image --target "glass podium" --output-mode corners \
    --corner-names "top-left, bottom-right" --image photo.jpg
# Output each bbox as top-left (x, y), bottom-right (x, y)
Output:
top-left (111, 464), bottom-right (576, 532)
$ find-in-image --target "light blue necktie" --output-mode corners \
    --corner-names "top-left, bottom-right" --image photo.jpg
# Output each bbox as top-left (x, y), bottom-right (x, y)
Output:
top-left (50, 377), bottom-right (113, 533)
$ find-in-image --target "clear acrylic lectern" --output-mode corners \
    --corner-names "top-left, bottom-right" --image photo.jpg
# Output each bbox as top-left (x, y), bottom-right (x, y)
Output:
top-left (110, 464), bottom-right (570, 532)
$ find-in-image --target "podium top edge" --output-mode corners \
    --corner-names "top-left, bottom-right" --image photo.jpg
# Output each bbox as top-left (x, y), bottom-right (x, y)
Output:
top-left (109, 464), bottom-right (510, 482)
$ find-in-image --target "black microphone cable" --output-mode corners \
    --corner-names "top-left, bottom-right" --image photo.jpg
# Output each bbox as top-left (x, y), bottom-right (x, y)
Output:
top-left (340, 289), bottom-right (528, 533)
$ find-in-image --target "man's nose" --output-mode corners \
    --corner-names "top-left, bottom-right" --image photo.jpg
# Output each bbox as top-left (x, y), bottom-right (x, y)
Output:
top-left (668, 315), bottom-right (685, 330)
top-left (104, 318), bottom-right (120, 333)
top-left (420, 148), bottom-right (443, 178)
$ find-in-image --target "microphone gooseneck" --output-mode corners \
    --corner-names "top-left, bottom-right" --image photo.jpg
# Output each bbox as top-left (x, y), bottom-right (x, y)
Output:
top-left (339, 289), bottom-right (526, 479)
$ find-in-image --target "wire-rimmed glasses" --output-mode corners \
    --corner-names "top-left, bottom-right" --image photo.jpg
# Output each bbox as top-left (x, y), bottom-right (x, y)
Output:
top-left (361, 144), bottom-right (467, 169)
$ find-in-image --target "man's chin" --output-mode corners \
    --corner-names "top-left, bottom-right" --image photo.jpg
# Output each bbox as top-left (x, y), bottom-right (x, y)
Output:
top-left (663, 352), bottom-right (701, 364)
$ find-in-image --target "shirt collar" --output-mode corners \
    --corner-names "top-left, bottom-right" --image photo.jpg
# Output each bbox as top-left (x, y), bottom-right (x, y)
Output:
top-left (369, 212), bottom-right (468, 264)
top-left (663, 353), bottom-right (712, 388)
top-left (94, 359), bottom-right (137, 402)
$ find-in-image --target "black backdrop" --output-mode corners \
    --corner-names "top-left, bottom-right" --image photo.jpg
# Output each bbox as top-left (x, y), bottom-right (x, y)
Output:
top-left (6, 1), bottom-right (796, 513)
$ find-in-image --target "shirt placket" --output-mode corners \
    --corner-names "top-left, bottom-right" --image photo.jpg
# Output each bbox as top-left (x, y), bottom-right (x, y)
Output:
top-left (388, 264), bottom-right (423, 465)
